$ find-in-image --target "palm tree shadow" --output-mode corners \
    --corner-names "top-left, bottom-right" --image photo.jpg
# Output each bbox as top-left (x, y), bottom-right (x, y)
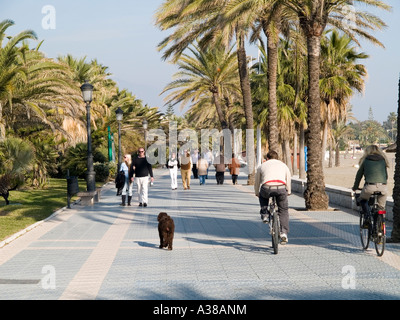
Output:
top-left (135, 241), bottom-right (159, 249)
top-left (184, 237), bottom-right (270, 254)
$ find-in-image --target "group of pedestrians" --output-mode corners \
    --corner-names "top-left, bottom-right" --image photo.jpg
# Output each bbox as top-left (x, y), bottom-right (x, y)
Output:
top-left (117, 144), bottom-right (389, 248)
top-left (167, 151), bottom-right (242, 189)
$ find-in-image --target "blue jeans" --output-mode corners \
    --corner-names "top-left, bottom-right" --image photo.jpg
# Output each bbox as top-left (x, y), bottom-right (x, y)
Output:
top-left (199, 175), bottom-right (206, 185)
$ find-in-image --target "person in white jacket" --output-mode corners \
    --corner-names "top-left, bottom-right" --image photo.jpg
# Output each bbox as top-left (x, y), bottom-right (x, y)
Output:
top-left (167, 153), bottom-right (179, 190)
top-left (254, 150), bottom-right (291, 243)
top-left (120, 154), bottom-right (133, 206)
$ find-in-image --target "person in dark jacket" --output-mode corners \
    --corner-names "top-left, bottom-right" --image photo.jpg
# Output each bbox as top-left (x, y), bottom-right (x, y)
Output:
top-left (129, 148), bottom-right (154, 207)
top-left (352, 145), bottom-right (390, 217)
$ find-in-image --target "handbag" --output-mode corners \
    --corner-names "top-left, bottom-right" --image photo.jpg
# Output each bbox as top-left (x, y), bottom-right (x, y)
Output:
top-left (115, 171), bottom-right (125, 195)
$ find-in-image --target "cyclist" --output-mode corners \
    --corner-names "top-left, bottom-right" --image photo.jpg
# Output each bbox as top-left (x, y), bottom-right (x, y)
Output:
top-left (352, 145), bottom-right (389, 227)
top-left (254, 150), bottom-right (291, 243)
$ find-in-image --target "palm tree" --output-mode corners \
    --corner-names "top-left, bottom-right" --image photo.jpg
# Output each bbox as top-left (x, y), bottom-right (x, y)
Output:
top-left (161, 44), bottom-right (240, 130)
top-left (283, 0), bottom-right (391, 210)
top-left (320, 29), bottom-right (368, 164)
top-left (0, 19), bottom-right (37, 140)
top-left (0, 137), bottom-right (34, 202)
top-left (155, 0), bottom-right (256, 183)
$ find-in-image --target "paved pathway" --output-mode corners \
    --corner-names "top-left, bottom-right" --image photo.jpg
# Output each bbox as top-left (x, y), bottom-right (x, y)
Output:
top-left (1, 169), bottom-right (400, 300)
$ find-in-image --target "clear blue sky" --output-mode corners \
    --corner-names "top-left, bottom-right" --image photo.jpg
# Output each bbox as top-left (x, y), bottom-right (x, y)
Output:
top-left (1, 0), bottom-right (399, 123)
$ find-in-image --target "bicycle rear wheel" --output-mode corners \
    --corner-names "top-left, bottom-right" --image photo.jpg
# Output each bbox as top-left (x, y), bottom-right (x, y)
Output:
top-left (374, 214), bottom-right (386, 257)
top-left (271, 213), bottom-right (279, 254)
top-left (359, 212), bottom-right (370, 250)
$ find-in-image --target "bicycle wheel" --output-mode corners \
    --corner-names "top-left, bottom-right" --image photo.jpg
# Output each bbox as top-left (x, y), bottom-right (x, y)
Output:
top-left (359, 212), bottom-right (370, 250)
top-left (374, 214), bottom-right (386, 257)
top-left (271, 212), bottom-right (279, 254)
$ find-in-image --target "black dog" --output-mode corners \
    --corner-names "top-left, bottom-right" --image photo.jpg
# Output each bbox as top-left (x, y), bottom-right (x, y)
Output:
top-left (157, 212), bottom-right (175, 250)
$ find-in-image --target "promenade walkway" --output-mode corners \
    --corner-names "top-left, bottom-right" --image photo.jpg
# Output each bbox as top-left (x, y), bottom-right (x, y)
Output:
top-left (1, 168), bottom-right (400, 300)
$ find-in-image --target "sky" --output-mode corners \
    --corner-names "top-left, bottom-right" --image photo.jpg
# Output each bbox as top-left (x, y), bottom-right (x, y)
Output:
top-left (1, 0), bottom-right (399, 123)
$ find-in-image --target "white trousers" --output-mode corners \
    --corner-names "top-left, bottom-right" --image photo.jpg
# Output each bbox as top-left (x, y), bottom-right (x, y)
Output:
top-left (122, 181), bottom-right (133, 196)
top-left (136, 176), bottom-right (149, 204)
top-left (169, 168), bottom-right (178, 189)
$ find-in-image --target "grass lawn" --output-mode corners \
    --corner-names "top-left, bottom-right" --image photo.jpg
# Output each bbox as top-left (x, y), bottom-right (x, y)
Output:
top-left (0, 178), bottom-right (92, 242)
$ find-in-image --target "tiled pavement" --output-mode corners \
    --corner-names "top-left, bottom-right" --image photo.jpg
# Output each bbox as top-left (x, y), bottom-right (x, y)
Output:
top-left (1, 169), bottom-right (400, 300)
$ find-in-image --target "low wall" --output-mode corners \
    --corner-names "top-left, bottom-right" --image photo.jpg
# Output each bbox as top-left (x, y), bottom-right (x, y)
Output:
top-left (292, 177), bottom-right (394, 222)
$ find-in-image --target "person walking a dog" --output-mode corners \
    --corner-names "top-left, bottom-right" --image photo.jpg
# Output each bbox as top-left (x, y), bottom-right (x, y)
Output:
top-left (254, 150), bottom-right (291, 244)
top-left (130, 147), bottom-right (154, 207)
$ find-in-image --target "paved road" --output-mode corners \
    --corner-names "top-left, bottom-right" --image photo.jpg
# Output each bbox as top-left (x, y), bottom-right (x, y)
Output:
top-left (1, 169), bottom-right (400, 300)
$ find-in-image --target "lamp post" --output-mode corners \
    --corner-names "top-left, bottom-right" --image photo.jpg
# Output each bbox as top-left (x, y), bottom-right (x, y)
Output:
top-left (115, 107), bottom-right (123, 171)
top-left (142, 119), bottom-right (148, 152)
top-left (80, 81), bottom-right (96, 192)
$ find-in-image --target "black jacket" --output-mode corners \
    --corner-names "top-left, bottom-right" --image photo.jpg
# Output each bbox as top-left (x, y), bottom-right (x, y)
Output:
top-left (129, 156), bottom-right (153, 179)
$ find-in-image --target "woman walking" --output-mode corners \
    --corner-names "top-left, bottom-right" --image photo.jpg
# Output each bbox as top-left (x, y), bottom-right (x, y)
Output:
top-left (197, 154), bottom-right (209, 185)
top-left (120, 154), bottom-right (133, 206)
top-left (228, 153), bottom-right (241, 185)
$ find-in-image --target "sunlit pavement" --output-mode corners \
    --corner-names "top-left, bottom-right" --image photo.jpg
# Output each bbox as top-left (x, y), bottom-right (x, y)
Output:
top-left (1, 169), bottom-right (400, 300)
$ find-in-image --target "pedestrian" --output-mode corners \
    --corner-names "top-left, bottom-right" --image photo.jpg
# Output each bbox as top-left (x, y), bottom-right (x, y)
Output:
top-left (204, 149), bottom-right (213, 179)
top-left (191, 149), bottom-right (199, 179)
top-left (214, 154), bottom-right (226, 185)
top-left (197, 154), bottom-right (209, 185)
top-left (228, 153), bottom-right (241, 185)
top-left (352, 145), bottom-right (389, 226)
top-left (129, 147), bottom-right (154, 207)
top-left (254, 150), bottom-right (291, 244)
top-left (120, 154), bottom-right (133, 206)
top-left (180, 150), bottom-right (192, 190)
top-left (167, 152), bottom-right (179, 190)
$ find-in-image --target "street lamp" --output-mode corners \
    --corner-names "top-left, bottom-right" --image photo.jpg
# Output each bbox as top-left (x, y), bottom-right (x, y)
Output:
top-left (80, 81), bottom-right (96, 192)
top-left (115, 107), bottom-right (123, 171)
top-left (142, 119), bottom-right (148, 152)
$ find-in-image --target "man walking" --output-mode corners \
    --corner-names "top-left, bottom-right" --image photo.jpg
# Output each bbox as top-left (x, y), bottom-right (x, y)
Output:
top-left (254, 150), bottom-right (291, 243)
top-left (130, 148), bottom-right (154, 207)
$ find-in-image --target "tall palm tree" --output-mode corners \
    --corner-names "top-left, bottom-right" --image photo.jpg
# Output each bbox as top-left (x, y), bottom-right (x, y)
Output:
top-left (320, 29), bottom-right (368, 164)
top-left (283, 0), bottom-right (391, 210)
top-left (155, 0), bottom-right (256, 183)
top-left (225, 0), bottom-right (292, 154)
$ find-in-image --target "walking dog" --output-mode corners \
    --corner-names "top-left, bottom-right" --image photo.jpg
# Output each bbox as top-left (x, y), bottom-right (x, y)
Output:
top-left (157, 212), bottom-right (175, 250)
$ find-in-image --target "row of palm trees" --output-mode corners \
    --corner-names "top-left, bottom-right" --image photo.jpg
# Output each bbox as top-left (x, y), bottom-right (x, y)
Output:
top-left (155, 0), bottom-right (391, 210)
top-left (0, 19), bottom-right (163, 188)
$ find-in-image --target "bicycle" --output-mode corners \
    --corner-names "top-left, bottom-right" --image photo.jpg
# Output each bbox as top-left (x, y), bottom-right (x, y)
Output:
top-left (268, 196), bottom-right (281, 254)
top-left (355, 189), bottom-right (386, 257)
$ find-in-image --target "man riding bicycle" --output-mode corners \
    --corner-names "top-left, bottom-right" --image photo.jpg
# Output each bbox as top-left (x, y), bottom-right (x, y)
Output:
top-left (254, 150), bottom-right (291, 244)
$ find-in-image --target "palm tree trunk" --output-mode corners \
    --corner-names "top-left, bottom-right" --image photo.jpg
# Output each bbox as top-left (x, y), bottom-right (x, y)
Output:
top-left (299, 123), bottom-right (306, 179)
top-left (293, 130), bottom-right (298, 175)
top-left (390, 75), bottom-right (400, 242)
top-left (236, 29), bottom-right (255, 185)
top-left (266, 30), bottom-right (280, 154)
top-left (303, 33), bottom-right (329, 210)
top-left (211, 91), bottom-right (228, 130)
